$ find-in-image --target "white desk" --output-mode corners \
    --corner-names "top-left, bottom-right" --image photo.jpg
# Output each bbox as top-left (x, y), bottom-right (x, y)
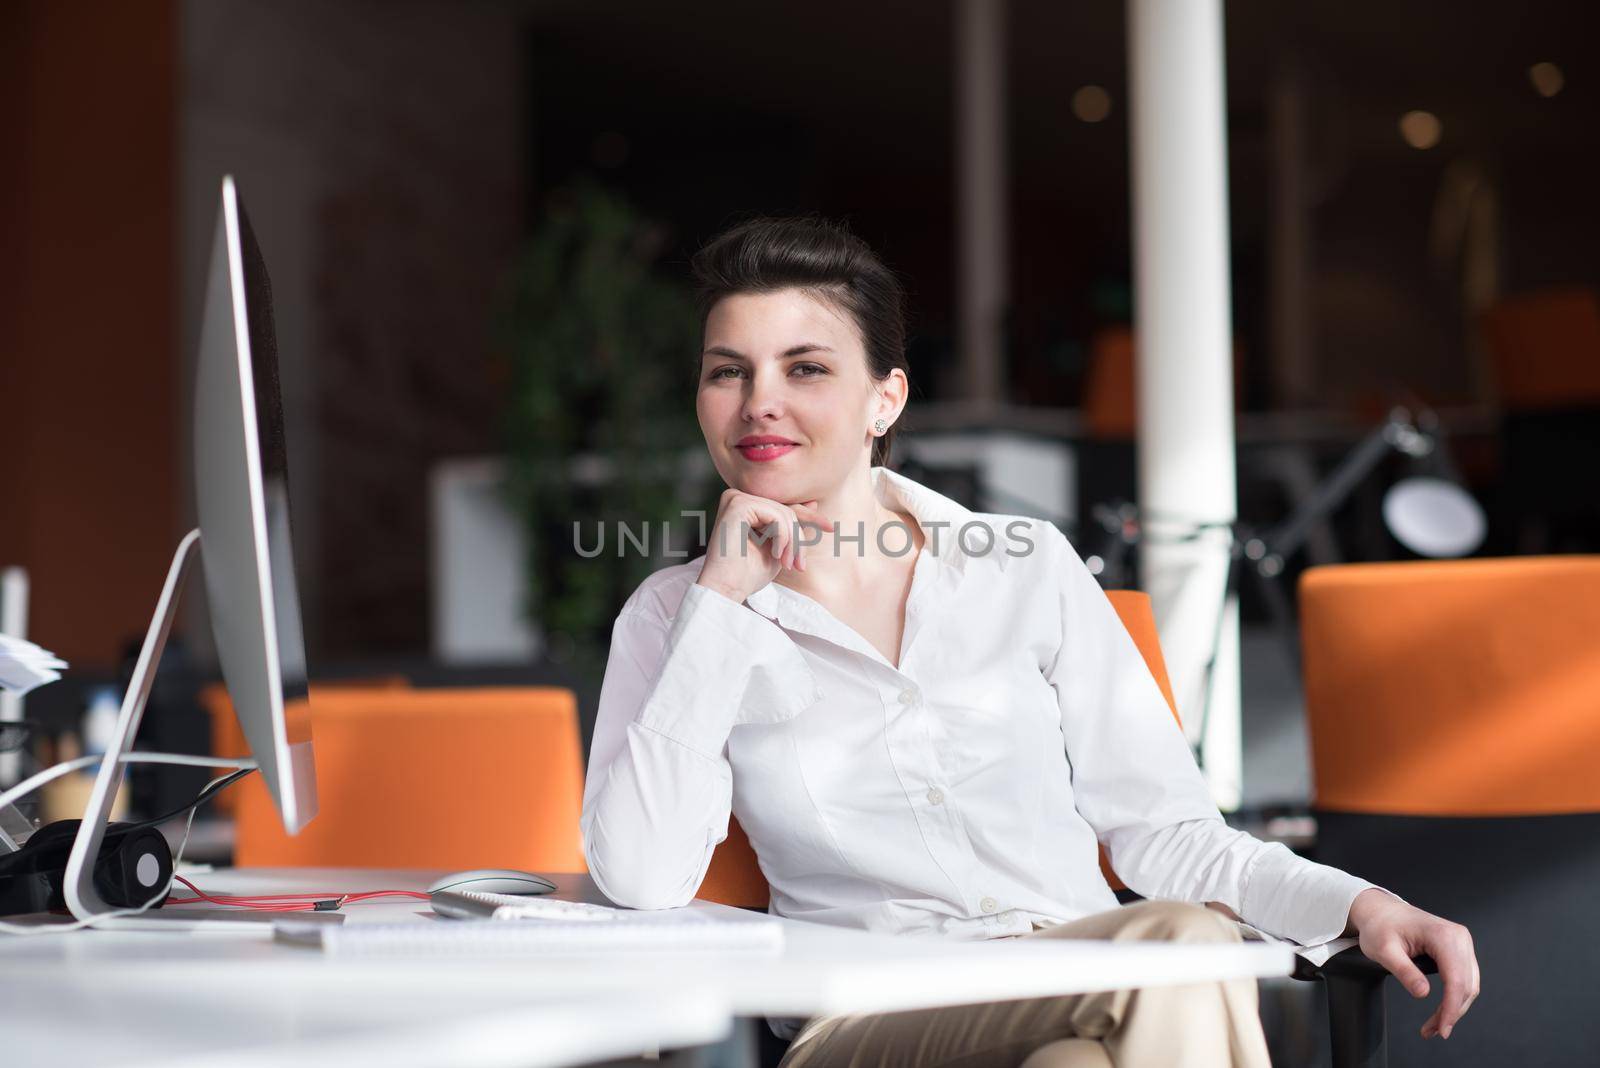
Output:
top-left (1, 868), bottom-right (1295, 1068)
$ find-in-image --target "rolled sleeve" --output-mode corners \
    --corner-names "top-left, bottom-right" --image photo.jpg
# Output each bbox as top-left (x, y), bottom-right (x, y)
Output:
top-left (1240, 845), bottom-right (1393, 946)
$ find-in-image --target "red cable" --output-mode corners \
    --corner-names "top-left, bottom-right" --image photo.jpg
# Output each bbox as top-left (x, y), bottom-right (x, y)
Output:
top-left (168, 875), bottom-right (430, 911)
top-left (169, 876), bottom-right (318, 910)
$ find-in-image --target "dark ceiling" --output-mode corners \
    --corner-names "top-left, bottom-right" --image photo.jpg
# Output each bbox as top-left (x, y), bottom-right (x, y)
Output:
top-left (520, 0), bottom-right (1598, 407)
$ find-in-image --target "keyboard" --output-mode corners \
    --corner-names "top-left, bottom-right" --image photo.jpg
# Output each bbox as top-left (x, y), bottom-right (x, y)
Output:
top-left (430, 890), bottom-right (621, 922)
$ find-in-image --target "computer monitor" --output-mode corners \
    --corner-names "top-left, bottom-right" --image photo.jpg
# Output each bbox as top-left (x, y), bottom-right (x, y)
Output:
top-left (63, 176), bottom-right (320, 925)
top-left (193, 175), bottom-right (316, 835)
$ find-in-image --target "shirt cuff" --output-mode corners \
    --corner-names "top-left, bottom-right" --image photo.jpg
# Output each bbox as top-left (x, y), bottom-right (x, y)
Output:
top-left (1240, 842), bottom-right (1396, 946)
top-left (634, 582), bottom-right (820, 758)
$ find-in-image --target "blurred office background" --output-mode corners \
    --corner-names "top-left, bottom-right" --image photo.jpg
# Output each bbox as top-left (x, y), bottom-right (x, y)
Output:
top-left (4, 2), bottom-right (1599, 1063)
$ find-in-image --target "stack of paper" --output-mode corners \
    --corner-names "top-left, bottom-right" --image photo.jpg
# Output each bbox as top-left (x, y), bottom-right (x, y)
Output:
top-left (0, 635), bottom-right (67, 696)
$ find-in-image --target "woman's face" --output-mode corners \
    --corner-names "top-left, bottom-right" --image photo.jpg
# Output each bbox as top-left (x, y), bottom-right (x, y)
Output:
top-left (697, 287), bottom-right (897, 504)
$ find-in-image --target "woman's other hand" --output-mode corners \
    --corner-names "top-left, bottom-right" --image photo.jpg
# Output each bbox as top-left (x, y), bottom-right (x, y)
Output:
top-left (1345, 887), bottom-right (1480, 1040)
top-left (696, 488), bottom-right (834, 603)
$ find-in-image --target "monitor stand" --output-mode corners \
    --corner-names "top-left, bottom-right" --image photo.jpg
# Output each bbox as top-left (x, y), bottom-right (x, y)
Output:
top-left (61, 529), bottom-right (340, 930)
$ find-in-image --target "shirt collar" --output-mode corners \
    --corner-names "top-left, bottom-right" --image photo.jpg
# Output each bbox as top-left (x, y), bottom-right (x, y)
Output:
top-left (743, 466), bottom-right (1009, 624)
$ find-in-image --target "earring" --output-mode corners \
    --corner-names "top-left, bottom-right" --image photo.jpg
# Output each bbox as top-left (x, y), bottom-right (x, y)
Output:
top-left (873, 419), bottom-right (888, 435)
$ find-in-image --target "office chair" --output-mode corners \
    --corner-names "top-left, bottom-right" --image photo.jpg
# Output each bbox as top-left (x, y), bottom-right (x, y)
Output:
top-left (1479, 287), bottom-right (1600, 553)
top-left (702, 590), bottom-right (1417, 1068)
top-left (231, 686), bottom-right (585, 872)
top-left (201, 676), bottom-right (411, 816)
top-left (1302, 556), bottom-right (1600, 1067)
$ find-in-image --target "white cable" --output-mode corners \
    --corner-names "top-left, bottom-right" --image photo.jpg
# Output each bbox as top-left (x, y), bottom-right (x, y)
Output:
top-left (0, 769), bottom-right (239, 936)
top-left (0, 752), bottom-right (257, 813)
top-left (124, 753), bottom-right (257, 768)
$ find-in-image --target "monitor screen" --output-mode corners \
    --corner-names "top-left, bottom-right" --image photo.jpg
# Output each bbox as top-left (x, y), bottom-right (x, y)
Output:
top-left (235, 197), bottom-right (309, 705)
top-left (193, 176), bottom-right (317, 834)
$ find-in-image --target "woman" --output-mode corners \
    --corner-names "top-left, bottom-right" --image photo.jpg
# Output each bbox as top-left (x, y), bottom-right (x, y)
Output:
top-left (580, 216), bottom-right (1479, 1067)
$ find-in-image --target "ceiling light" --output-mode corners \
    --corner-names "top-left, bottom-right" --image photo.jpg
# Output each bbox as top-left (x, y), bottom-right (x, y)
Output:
top-left (1398, 110), bottom-right (1442, 150)
top-left (1529, 62), bottom-right (1565, 98)
top-left (1072, 86), bottom-right (1112, 124)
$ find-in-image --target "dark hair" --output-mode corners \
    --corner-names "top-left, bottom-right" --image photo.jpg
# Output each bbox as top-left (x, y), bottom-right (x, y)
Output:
top-left (689, 215), bottom-right (909, 468)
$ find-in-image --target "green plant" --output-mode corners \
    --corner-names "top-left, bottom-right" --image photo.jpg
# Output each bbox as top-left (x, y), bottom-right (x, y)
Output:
top-left (499, 182), bottom-right (710, 680)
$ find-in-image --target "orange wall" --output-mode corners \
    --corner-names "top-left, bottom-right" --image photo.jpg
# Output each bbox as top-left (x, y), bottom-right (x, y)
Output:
top-left (0, 1), bottom-right (179, 668)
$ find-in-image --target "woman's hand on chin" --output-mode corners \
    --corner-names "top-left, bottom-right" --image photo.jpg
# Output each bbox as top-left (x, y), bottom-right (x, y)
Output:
top-left (1345, 887), bottom-right (1480, 1041)
top-left (696, 488), bottom-right (834, 604)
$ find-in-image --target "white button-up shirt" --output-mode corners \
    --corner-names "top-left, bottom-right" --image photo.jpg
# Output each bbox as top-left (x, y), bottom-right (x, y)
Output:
top-left (581, 466), bottom-right (1378, 959)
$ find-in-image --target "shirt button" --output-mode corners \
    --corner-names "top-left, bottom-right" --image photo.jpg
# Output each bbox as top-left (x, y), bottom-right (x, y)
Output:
top-left (898, 688), bottom-right (918, 705)
top-left (926, 787), bottom-right (945, 806)
top-left (980, 897), bottom-right (999, 914)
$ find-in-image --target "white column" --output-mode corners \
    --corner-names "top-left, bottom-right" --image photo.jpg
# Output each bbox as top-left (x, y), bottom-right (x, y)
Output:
top-left (1127, 0), bottom-right (1241, 809)
top-left (954, 0), bottom-right (1007, 411)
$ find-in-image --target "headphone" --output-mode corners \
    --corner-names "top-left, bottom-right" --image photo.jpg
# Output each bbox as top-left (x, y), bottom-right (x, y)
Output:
top-left (0, 819), bottom-right (173, 917)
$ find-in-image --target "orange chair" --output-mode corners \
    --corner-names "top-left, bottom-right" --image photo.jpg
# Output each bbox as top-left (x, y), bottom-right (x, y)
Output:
top-left (1083, 327), bottom-right (1141, 440)
top-left (1302, 557), bottom-right (1600, 817)
top-left (1479, 288), bottom-right (1600, 554)
top-left (698, 590), bottom-right (1179, 906)
top-left (233, 687), bottom-right (585, 872)
top-left (200, 677), bottom-right (410, 816)
top-left (1301, 557), bottom-right (1600, 1067)
top-left (1479, 287), bottom-right (1600, 411)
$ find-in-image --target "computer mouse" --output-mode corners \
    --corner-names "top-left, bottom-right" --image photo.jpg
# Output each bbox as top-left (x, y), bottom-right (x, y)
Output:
top-left (426, 869), bottom-right (558, 896)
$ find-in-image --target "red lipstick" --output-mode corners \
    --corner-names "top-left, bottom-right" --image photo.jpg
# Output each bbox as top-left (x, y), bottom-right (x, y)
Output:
top-left (736, 434), bottom-right (799, 462)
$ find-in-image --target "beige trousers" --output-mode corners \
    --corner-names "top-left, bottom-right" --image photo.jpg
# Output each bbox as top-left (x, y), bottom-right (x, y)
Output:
top-left (776, 900), bottom-right (1272, 1068)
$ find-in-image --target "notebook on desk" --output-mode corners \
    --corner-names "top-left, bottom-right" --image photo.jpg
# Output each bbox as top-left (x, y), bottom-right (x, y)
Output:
top-left (274, 895), bottom-right (785, 956)
top-left (429, 889), bottom-right (625, 922)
